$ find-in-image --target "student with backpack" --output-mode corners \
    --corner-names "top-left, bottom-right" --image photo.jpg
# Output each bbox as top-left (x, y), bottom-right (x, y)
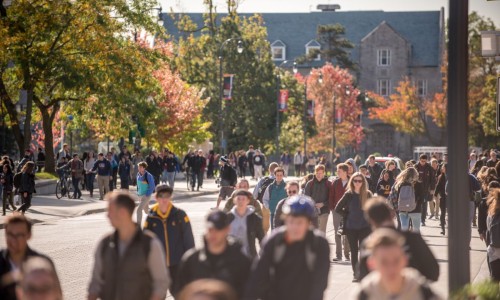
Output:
top-left (136, 161), bottom-right (155, 225)
top-left (253, 162), bottom-right (279, 233)
top-left (262, 167), bottom-right (287, 230)
top-left (486, 188), bottom-right (500, 281)
top-left (243, 195), bottom-right (330, 300)
top-left (390, 167), bottom-right (421, 233)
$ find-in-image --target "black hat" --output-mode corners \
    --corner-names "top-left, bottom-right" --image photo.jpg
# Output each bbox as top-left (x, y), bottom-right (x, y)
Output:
top-left (206, 210), bottom-right (234, 230)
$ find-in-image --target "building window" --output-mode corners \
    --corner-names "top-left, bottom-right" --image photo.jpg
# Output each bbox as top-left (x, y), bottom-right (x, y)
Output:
top-left (378, 79), bottom-right (390, 96)
top-left (305, 40), bottom-right (321, 61)
top-left (377, 49), bottom-right (391, 66)
top-left (416, 79), bottom-right (427, 97)
top-left (271, 40), bottom-right (286, 61)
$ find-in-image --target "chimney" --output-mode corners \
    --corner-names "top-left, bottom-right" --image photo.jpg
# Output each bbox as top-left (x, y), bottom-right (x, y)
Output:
top-left (317, 4), bottom-right (341, 12)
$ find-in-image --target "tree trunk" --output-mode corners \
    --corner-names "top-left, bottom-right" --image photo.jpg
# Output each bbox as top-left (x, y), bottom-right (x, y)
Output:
top-left (39, 105), bottom-right (58, 173)
top-left (21, 63), bottom-right (33, 151)
top-left (0, 76), bottom-right (25, 152)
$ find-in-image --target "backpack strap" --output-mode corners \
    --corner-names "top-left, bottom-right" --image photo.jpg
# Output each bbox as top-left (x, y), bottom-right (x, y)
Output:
top-left (420, 284), bottom-right (434, 299)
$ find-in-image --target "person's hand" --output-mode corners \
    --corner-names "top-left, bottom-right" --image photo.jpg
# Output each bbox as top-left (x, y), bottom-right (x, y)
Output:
top-left (315, 203), bottom-right (324, 209)
top-left (480, 233), bottom-right (485, 241)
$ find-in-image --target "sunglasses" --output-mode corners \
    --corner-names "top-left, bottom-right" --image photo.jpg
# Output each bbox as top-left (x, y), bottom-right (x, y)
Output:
top-left (353, 179), bottom-right (363, 184)
top-left (287, 190), bottom-right (298, 194)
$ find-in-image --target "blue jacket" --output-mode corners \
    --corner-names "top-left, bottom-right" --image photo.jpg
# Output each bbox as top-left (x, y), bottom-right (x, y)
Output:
top-left (144, 203), bottom-right (195, 267)
top-left (137, 171), bottom-right (155, 196)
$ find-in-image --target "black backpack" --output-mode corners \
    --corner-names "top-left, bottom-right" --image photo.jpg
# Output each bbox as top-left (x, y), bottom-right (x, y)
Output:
top-left (256, 176), bottom-right (274, 203)
top-left (13, 172), bottom-right (22, 190)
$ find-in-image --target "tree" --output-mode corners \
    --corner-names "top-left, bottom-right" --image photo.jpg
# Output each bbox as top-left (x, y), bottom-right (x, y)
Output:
top-left (171, 1), bottom-right (278, 153)
top-left (298, 23), bottom-right (356, 70)
top-left (368, 78), bottom-right (445, 145)
top-left (0, 0), bottom-right (163, 172)
top-left (467, 11), bottom-right (499, 148)
top-left (305, 63), bottom-right (363, 152)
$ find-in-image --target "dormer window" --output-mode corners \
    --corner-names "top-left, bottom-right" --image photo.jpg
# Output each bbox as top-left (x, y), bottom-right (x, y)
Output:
top-left (305, 40), bottom-right (321, 61)
top-left (271, 40), bottom-right (286, 61)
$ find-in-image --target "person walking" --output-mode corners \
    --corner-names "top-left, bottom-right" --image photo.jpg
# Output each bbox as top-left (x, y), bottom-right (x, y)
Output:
top-left (246, 146), bottom-right (255, 179)
top-left (223, 179), bottom-right (263, 219)
top-left (280, 151), bottom-right (291, 177)
top-left (335, 172), bottom-right (373, 282)
top-left (1, 215), bottom-right (58, 300)
top-left (293, 151), bottom-right (303, 177)
top-left (415, 154), bottom-right (436, 226)
top-left (485, 188), bottom-right (500, 281)
top-left (107, 152), bottom-right (118, 191)
top-left (17, 162), bottom-right (36, 214)
top-left (243, 195), bottom-right (330, 300)
top-left (163, 152), bottom-right (178, 189)
top-left (84, 152), bottom-right (96, 198)
top-left (329, 163), bottom-right (351, 262)
top-left (1, 164), bottom-right (16, 215)
top-left (189, 150), bottom-right (205, 191)
top-left (215, 156), bottom-right (237, 208)
top-left (136, 161), bottom-right (155, 225)
top-left (352, 229), bottom-right (441, 300)
top-left (91, 153), bottom-right (112, 200)
top-left (359, 197), bottom-right (440, 282)
top-left (131, 150), bottom-right (143, 186)
top-left (118, 155), bottom-right (133, 190)
top-left (237, 150), bottom-right (248, 178)
top-left (262, 167), bottom-right (287, 230)
top-left (146, 151), bottom-right (162, 187)
top-left (227, 189), bottom-right (265, 258)
top-left (173, 210), bottom-right (252, 298)
top-left (390, 167), bottom-right (422, 233)
top-left (144, 184), bottom-right (195, 293)
top-left (66, 154), bottom-right (84, 199)
top-left (434, 163), bottom-right (447, 235)
top-left (87, 191), bottom-right (170, 300)
top-left (36, 147), bottom-right (45, 173)
top-left (252, 150), bottom-right (265, 181)
top-left (304, 164), bottom-right (330, 232)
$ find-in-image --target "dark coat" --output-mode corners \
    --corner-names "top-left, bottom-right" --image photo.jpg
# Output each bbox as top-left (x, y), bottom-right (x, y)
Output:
top-left (19, 172), bottom-right (35, 194)
top-left (228, 211), bottom-right (265, 258)
top-left (174, 238), bottom-right (252, 298)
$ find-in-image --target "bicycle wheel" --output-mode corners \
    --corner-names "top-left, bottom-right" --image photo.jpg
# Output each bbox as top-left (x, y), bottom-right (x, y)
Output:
top-left (67, 179), bottom-right (74, 199)
top-left (55, 180), bottom-right (63, 199)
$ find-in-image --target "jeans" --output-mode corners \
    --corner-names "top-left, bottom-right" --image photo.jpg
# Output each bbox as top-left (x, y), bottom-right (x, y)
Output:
top-left (345, 227), bottom-right (371, 277)
top-left (248, 163), bottom-right (254, 178)
top-left (191, 171), bottom-right (203, 189)
top-left (137, 195), bottom-right (151, 225)
top-left (468, 201), bottom-right (475, 244)
top-left (86, 173), bottom-right (95, 196)
top-left (332, 211), bottom-right (350, 259)
top-left (162, 170), bottom-right (169, 183)
top-left (294, 164), bottom-right (301, 176)
top-left (166, 172), bottom-right (176, 189)
top-left (72, 177), bottom-right (82, 199)
top-left (439, 195), bottom-right (447, 228)
top-left (399, 212), bottom-right (421, 233)
top-left (18, 192), bottom-right (32, 213)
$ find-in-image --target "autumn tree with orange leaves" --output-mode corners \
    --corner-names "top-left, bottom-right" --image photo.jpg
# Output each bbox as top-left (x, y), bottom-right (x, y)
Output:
top-left (368, 78), bottom-right (446, 145)
top-left (305, 63), bottom-right (364, 152)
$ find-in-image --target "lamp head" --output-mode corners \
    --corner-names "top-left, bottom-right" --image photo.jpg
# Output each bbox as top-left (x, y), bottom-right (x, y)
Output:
top-left (292, 61), bottom-right (298, 74)
top-left (237, 40), bottom-right (244, 54)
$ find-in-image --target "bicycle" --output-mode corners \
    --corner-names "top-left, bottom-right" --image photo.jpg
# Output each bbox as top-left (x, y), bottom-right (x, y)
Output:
top-left (55, 171), bottom-right (74, 199)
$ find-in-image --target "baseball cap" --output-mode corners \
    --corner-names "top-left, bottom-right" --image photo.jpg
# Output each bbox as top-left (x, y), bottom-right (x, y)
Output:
top-left (206, 210), bottom-right (234, 230)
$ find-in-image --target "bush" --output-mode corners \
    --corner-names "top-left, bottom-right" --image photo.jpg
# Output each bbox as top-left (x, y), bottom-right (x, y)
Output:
top-left (35, 172), bottom-right (58, 180)
top-left (451, 280), bottom-right (500, 300)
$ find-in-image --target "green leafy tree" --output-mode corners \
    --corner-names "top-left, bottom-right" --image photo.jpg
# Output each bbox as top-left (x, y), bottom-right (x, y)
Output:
top-left (298, 23), bottom-right (356, 70)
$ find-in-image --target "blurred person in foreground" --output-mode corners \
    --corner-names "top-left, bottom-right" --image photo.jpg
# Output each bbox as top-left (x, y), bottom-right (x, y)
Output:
top-left (352, 228), bottom-right (441, 300)
top-left (16, 256), bottom-right (62, 300)
top-left (177, 279), bottom-right (237, 300)
top-left (87, 191), bottom-right (169, 300)
top-left (243, 195), bottom-right (330, 300)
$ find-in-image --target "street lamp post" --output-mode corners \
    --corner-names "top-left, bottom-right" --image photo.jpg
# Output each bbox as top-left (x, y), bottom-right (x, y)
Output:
top-left (275, 60), bottom-right (288, 160)
top-left (219, 38), bottom-right (243, 155)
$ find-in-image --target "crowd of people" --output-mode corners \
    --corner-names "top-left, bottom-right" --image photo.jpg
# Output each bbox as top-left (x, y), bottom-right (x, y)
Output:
top-left (1, 145), bottom-right (500, 300)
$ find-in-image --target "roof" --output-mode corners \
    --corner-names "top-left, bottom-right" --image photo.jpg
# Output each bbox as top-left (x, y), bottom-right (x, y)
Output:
top-left (163, 10), bottom-right (441, 67)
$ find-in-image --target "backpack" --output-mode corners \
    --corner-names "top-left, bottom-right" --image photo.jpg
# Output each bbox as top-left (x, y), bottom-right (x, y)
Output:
top-left (398, 184), bottom-right (417, 212)
top-left (13, 172), bottom-right (22, 190)
top-left (256, 176), bottom-right (274, 203)
top-left (271, 230), bottom-right (318, 276)
top-left (489, 214), bottom-right (500, 247)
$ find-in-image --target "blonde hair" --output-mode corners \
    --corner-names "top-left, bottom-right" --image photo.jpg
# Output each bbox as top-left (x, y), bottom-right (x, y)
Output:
top-left (346, 172), bottom-right (372, 209)
top-left (394, 167), bottom-right (419, 190)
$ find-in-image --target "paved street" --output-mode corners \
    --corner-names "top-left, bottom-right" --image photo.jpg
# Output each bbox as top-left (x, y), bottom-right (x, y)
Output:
top-left (0, 176), bottom-right (491, 299)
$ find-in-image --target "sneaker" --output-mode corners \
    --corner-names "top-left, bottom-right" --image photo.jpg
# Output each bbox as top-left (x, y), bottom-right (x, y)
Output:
top-left (345, 257), bottom-right (350, 261)
top-left (352, 277), bottom-right (360, 283)
top-left (421, 222), bottom-right (426, 227)
top-left (429, 214), bottom-right (434, 219)
top-left (332, 257), bottom-right (341, 262)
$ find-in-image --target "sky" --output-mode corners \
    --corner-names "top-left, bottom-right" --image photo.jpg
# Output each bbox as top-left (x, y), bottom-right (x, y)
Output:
top-left (161, 0), bottom-right (500, 25)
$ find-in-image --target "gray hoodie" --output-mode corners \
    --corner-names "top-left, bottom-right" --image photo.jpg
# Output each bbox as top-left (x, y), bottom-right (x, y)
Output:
top-left (229, 206), bottom-right (255, 257)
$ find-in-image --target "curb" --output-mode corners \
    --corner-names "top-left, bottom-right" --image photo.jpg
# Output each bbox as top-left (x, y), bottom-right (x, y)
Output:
top-left (0, 189), bottom-right (220, 230)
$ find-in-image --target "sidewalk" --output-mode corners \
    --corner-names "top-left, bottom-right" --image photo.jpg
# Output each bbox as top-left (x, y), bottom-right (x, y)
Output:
top-left (0, 176), bottom-right (262, 229)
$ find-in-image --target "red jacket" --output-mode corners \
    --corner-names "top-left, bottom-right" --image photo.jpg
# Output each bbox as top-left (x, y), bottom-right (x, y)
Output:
top-left (329, 177), bottom-right (349, 210)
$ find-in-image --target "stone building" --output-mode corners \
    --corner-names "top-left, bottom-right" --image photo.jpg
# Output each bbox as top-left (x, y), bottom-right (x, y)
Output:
top-left (164, 7), bottom-right (446, 159)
